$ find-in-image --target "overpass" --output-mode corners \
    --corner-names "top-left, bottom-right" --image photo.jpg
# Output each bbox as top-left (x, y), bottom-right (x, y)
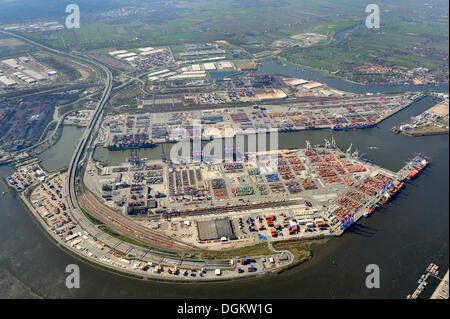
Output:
top-left (1, 31), bottom-right (235, 269)
top-left (0, 30), bottom-right (112, 210)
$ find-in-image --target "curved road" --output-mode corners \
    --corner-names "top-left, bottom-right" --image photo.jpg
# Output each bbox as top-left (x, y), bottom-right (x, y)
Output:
top-left (0, 30), bottom-right (214, 253)
top-left (0, 32), bottom-right (112, 218)
top-left (1, 32), bottom-right (295, 279)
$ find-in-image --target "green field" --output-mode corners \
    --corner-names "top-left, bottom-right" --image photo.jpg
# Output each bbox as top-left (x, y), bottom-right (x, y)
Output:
top-left (18, 0), bottom-right (446, 83)
top-left (201, 242), bottom-right (272, 260)
top-left (0, 35), bottom-right (36, 59)
top-left (38, 56), bottom-right (82, 81)
top-left (25, 0), bottom-right (373, 51)
top-left (281, 22), bottom-right (449, 73)
top-left (273, 239), bottom-right (312, 264)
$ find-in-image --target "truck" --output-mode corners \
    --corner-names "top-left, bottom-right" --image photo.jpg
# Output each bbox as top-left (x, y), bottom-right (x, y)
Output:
top-left (247, 265), bottom-right (257, 272)
top-left (270, 229), bottom-right (277, 237)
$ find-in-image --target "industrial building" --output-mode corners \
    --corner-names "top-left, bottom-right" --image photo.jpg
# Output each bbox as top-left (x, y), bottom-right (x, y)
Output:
top-left (0, 76), bottom-right (17, 87)
top-left (197, 218), bottom-right (236, 241)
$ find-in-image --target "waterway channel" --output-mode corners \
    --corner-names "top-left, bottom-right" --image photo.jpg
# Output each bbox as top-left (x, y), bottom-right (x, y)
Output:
top-left (257, 60), bottom-right (449, 94)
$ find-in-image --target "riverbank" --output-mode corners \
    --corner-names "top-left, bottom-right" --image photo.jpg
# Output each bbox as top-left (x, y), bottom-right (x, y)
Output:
top-left (392, 100), bottom-right (449, 137)
top-left (0, 94), bottom-right (447, 298)
top-left (257, 60), bottom-right (449, 94)
top-left (13, 137), bottom-right (428, 283)
top-left (13, 173), bottom-right (305, 282)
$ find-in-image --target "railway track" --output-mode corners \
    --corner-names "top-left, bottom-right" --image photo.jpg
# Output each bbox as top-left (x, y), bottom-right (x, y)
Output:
top-left (79, 191), bottom-right (193, 251)
top-left (2, 31), bottom-right (194, 254)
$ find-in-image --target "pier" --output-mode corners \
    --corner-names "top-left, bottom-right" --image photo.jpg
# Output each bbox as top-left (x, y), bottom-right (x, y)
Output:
top-left (407, 263), bottom-right (444, 299)
top-left (410, 272), bottom-right (431, 299)
top-left (430, 270), bottom-right (449, 299)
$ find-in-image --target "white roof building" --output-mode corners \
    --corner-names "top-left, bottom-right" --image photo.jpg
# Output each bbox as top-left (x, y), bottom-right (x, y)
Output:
top-left (203, 63), bottom-right (216, 70)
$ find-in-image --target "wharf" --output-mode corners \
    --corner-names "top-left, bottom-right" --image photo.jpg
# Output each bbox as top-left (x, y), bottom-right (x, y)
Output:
top-left (411, 272), bottom-right (431, 299)
top-left (408, 263), bottom-right (444, 299)
top-left (430, 270), bottom-right (449, 299)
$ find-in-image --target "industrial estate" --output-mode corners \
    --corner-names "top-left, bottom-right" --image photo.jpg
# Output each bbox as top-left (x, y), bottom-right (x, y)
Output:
top-left (1, 32), bottom-right (439, 280)
top-left (0, 0), bottom-right (447, 296)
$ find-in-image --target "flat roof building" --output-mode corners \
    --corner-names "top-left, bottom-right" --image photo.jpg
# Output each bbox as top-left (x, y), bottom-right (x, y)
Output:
top-left (22, 68), bottom-right (46, 81)
top-left (116, 52), bottom-right (137, 59)
top-left (1, 58), bottom-right (21, 69)
top-left (303, 81), bottom-right (324, 89)
top-left (203, 63), bottom-right (216, 70)
top-left (197, 218), bottom-right (236, 241)
top-left (109, 50), bottom-right (128, 56)
top-left (0, 76), bottom-right (17, 87)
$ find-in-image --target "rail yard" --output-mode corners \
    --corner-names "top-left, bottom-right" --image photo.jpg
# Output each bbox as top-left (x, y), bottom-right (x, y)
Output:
top-left (6, 136), bottom-right (431, 281)
top-left (83, 140), bottom-right (431, 248)
top-left (0, 29), bottom-right (439, 283)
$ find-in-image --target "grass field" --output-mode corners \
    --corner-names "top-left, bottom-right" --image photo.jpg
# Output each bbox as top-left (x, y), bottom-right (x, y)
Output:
top-left (201, 238), bottom-right (313, 264)
top-left (273, 239), bottom-right (312, 264)
top-left (201, 242), bottom-right (272, 260)
top-left (0, 35), bottom-right (36, 59)
top-left (82, 209), bottom-right (103, 226)
top-left (281, 22), bottom-right (448, 74)
top-left (38, 56), bottom-right (82, 81)
top-left (17, 0), bottom-right (446, 84)
top-left (24, 0), bottom-right (370, 51)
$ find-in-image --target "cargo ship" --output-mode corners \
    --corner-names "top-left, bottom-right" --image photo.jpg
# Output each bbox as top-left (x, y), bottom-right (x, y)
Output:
top-left (407, 159), bottom-right (429, 179)
top-left (108, 133), bottom-right (158, 151)
top-left (363, 205), bottom-right (377, 218)
top-left (331, 123), bottom-right (375, 130)
top-left (108, 142), bottom-right (158, 151)
top-left (407, 153), bottom-right (431, 179)
top-left (388, 181), bottom-right (404, 197)
top-left (279, 125), bottom-right (297, 132)
top-left (305, 125), bottom-right (322, 130)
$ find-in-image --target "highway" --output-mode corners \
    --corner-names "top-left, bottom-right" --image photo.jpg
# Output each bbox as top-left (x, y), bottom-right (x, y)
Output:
top-left (1, 31), bottom-right (234, 270)
top-left (0, 31), bottom-right (112, 212)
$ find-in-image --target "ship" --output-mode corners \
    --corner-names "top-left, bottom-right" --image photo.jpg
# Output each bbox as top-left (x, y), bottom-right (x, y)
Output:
top-left (331, 123), bottom-right (375, 130)
top-left (108, 132), bottom-right (158, 151)
top-left (363, 205), bottom-right (377, 217)
top-left (108, 142), bottom-right (158, 151)
top-left (161, 144), bottom-right (167, 162)
top-left (201, 135), bottom-right (213, 141)
top-left (411, 93), bottom-right (426, 102)
top-left (305, 125), bottom-right (321, 130)
top-left (379, 192), bottom-right (390, 205)
top-left (407, 156), bottom-right (430, 180)
top-left (279, 125), bottom-right (297, 132)
top-left (388, 181), bottom-right (404, 197)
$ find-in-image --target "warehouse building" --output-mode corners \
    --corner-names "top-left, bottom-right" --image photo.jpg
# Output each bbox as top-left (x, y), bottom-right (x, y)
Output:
top-left (197, 218), bottom-right (236, 241)
top-left (0, 76), bottom-right (17, 87)
top-left (22, 68), bottom-right (46, 81)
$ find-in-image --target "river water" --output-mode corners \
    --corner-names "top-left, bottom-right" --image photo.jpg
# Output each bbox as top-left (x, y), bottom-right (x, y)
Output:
top-left (38, 125), bottom-right (85, 172)
top-left (257, 60), bottom-right (449, 94)
top-left (0, 93), bottom-right (447, 298)
top-left (1, 22), bottom-right (448, 299)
